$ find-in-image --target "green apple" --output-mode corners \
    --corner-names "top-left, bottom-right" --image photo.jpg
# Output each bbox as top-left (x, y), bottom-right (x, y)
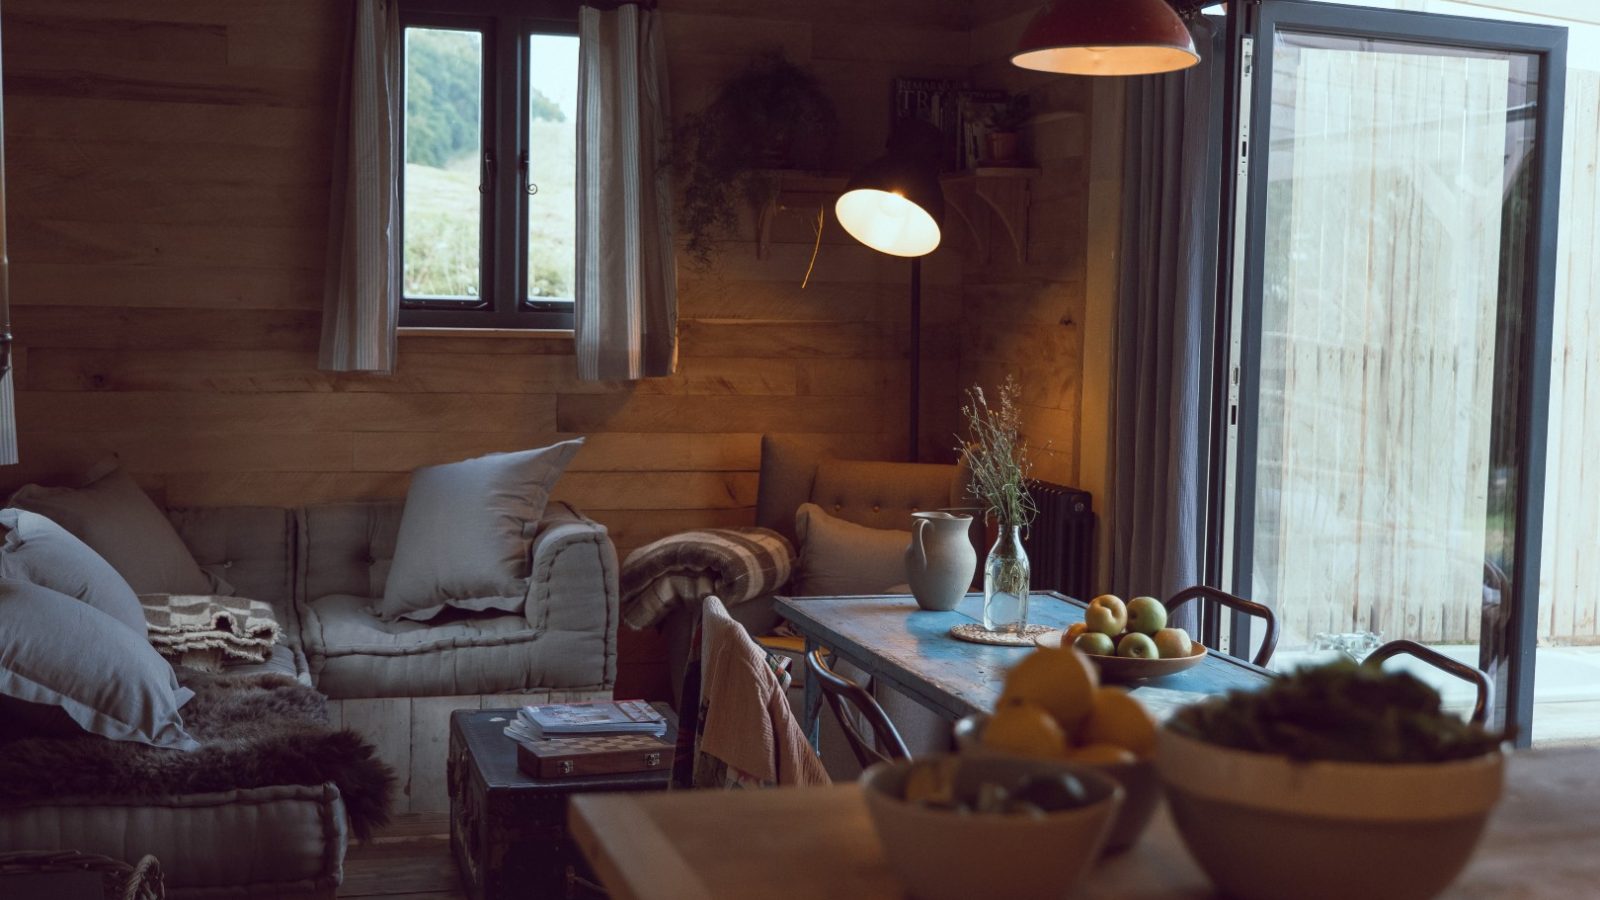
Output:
top-left (1153, 627), bottom-right (1194, 659)
top-left (1073, 632), bottom-right (1116, 657)
top-left (1125, 596), bottom-right (1167, 635)
top-left (1084, 594), bottom-right (1128, 636)
top-left (1116, 632), bottom-right (1159, 659)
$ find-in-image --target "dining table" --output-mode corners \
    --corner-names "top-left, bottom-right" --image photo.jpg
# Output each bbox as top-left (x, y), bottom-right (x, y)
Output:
top-left (773, 591), bottom-right (1273, 745)
top-left (568, 745), bottom-right (1600, 900)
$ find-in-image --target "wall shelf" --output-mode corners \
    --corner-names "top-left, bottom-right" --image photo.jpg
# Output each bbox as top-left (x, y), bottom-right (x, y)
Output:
top-left (748, 167), bottom-right (1039, 263)
top-left (940, 167), bottom-right (1040, 265)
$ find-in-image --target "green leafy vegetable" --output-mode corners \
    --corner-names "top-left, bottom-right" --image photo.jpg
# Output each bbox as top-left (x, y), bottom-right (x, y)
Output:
top-left (1170, 661), bottom-right (1502, 763)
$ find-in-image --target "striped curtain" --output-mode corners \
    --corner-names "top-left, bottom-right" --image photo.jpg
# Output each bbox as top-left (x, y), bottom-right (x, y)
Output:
top-left (319, 0), bottom-right (401, 374)
top-left (575, 3), bottom-right (677, 381)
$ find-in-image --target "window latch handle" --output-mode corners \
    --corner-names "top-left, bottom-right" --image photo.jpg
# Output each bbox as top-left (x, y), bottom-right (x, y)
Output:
top-left (519, 151), bottom-right (539, 196)
top-left (480, 149), bottom-right (495, 195)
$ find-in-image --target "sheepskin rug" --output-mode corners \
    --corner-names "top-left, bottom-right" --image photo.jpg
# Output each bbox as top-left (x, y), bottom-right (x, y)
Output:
top-left (0, 670), bottom-right (394, 839)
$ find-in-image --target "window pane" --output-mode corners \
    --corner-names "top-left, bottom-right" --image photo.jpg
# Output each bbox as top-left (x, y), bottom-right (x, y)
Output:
top-left (526, 33), bottom-right (579, 302)
top-left (403, 26), bottom-right (483, 300)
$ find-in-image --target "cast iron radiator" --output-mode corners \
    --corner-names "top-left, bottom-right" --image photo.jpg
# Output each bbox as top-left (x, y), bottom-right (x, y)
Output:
top-left (1022, 480), bottom-right (1096, 603)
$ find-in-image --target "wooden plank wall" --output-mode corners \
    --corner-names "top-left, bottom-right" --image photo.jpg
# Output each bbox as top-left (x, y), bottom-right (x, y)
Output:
top-left (958, 10), bottom-right (1093, 497)
top-left (0, 0), bottom-right (998, 699)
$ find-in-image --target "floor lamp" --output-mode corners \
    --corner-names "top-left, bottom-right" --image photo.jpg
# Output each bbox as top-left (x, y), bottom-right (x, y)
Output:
top-left (835, 120), bottom-right (945, 462)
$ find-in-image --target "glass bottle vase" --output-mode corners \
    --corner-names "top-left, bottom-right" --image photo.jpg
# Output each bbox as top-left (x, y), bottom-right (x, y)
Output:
top-left (982, 524), bottom-right (1031, 633)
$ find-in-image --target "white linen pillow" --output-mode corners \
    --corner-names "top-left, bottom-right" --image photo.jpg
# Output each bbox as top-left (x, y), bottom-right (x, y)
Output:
top-left (0, 508), bottom-right (147, 635)
top-left (793, 502), bottom-right (913, 597)
top-left (9, 461), bottom-right (222, 596)
top-left (378, 439), bottom-right (585, 621)
top-left (0, 578), bottom-right (198, 751)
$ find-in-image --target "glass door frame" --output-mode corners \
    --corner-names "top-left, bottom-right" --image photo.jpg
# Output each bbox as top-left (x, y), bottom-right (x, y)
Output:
top-left (1206, 0), bottom-right (1567, 744)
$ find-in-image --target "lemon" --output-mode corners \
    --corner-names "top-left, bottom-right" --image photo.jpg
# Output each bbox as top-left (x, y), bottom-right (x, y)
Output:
top-left (999, 646), bottom-right (1100, 733)
top-left (1066, 742), bottom-right (1138, 765)
top-left (982, 700), bottom-right (1069, 759)
top-left (1078, 687), bottom-right (1157, 758)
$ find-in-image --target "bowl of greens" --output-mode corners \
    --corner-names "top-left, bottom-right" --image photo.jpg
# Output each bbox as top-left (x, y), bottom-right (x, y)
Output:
top-left (1155, 661), bottom-right (1504, 900)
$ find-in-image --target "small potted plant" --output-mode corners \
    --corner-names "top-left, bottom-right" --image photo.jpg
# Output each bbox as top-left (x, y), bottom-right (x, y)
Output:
top-left (674, 52), bottom-right (838, 269)
top-left (956, 376), bottom-right (1037, 634)
top-left (984, 94), bottom-right (1031, 165)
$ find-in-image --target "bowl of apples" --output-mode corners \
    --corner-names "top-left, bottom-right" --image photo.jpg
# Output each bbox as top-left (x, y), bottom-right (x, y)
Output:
top-left (1037, 594), bottom-right (1206, 682)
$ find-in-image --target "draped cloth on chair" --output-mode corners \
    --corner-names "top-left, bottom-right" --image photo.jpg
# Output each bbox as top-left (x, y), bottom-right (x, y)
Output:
top-left (1110, 18), bottom-right (1224, 628)
top-left (319, 0), bottom-right (401, 374)
top-left (575, 3), bottom-right (677, 381)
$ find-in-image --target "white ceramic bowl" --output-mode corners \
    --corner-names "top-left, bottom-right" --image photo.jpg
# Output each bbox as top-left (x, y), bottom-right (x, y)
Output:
top-left (953, 712), bottom-right (1161, 854)
top-left (862, 753), bottom-right (1123, 900)
top-left (1156, 725), bottom-right (1505, 900)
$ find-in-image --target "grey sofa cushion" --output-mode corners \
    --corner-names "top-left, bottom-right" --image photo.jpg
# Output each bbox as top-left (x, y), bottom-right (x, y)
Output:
top-left (0, 784), bottom-right (346, 898)
top-left (793, 502), bottom-right (912, 596)
top-left (0, 579), bottom-right (198, 750)
top-left (9, 463), bottom-right (221, 596)
top-left (0, 508), bottom-right (146, 634)
top-left (301, 594), bottom-right (609, 699)
top-left (379, 440), bottom-right (585, 622)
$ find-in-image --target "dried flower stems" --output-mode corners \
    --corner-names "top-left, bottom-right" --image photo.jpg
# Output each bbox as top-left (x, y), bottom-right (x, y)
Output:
top-left (956, 376), bottom-right (1037, 528)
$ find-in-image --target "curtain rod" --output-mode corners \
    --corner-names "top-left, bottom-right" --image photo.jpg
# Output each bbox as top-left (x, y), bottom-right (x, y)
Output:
top-left (584, 0), bottom-right (658, 10)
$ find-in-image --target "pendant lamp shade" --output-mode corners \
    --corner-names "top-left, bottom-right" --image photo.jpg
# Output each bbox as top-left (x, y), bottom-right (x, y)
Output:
top-left (1012, 0), bottom-right (1199, 77)
top-left (835, 120), bottom-right (945, 258)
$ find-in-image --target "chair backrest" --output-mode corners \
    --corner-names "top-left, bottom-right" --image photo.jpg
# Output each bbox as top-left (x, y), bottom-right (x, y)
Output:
top-left (1166, 585), bottom-right (1280, 668)
top-left (806, 649), bottom-right (910, 768)
top-left (1365, 639), bottom-right (1493, 726)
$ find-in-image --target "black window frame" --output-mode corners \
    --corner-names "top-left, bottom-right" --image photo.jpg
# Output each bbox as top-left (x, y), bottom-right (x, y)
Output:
top-left (397, 0), bottom-right (580, 331)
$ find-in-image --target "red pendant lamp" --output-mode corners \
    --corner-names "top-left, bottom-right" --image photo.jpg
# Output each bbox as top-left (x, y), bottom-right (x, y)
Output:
top-left (1012, 0), bottom-right (1200, 76)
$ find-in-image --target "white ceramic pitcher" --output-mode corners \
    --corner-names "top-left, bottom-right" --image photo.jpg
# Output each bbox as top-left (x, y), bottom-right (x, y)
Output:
top-left (904, 511), bottom-right (978, 612)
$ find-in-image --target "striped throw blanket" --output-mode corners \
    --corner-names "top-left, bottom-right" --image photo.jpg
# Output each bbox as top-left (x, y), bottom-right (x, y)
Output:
top-left (620, 528), bottom-right (795, 629)
top-left (139, 594), bottom-right (282, 671)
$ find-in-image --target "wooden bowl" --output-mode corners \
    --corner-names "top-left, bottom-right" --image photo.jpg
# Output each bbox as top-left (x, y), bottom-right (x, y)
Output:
top-left (1155, 725), bottom-right (1504, 900)
top-left (1035, 631), bottom-right (1207, 682)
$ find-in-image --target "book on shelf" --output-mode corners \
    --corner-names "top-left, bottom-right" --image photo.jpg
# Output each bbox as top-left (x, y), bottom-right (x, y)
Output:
top-left (504, 699), bottom-right (667, 743)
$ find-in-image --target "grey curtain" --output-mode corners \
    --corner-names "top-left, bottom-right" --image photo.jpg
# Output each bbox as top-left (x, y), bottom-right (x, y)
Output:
top-left (1111, 18), bottom-right (1224, 624)
top-left (319, 0), bottom-right (401, 374)
top-left (575, 3), bottom-right (677, 381)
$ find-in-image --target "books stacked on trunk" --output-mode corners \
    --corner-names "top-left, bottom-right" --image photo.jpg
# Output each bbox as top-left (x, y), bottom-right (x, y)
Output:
top-left (503, 700), bottom-right (676, 779)
top-left (505, 700), bottom-right (668, 743)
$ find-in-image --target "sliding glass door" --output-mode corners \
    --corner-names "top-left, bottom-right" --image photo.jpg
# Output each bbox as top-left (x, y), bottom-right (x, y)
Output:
top-left (1214, 0), bottom-right (1566, 741)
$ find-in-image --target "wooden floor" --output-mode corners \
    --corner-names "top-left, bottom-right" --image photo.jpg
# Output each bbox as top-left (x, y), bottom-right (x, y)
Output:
top-left (341, 815), bottom-right (463, 899)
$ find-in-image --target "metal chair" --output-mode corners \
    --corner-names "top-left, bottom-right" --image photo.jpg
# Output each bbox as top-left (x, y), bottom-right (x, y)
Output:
top-left (1165, 585), bottom-right (1280, 668)
top-left (805, 649), bottom-right (910, 768)
top-left (1365, 639), bottom-right (1493, 726)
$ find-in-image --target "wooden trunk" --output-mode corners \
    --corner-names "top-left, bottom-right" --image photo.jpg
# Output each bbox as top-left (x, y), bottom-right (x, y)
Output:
top-left (448, 709), bottom-right (673, 900)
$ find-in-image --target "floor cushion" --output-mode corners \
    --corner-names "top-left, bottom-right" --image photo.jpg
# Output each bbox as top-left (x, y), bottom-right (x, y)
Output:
top-left (301, 594), bottom-right (607, 699)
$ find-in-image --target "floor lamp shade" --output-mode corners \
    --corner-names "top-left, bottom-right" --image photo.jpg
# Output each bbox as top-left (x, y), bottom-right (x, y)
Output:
top-left (835, 121), bottom-right (945, 258)
top-left (1011, 0), bottom-right (1199, 76)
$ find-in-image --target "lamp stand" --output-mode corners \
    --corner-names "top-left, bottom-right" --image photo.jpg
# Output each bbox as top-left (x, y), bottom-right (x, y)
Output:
top-left (908, 256), bottom-right (921, 462)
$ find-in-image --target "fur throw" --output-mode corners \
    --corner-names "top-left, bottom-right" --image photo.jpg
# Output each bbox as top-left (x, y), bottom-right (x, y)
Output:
top-left (0, 670), bottom-right (394, 839)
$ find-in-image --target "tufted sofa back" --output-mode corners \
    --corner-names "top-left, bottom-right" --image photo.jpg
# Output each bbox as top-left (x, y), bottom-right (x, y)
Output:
top-left (297, 501), bottom-right (404, 605)
top-left (754, 435), bottom-right (971, 548)
top-left (168, 506), bottom-right (297, 618)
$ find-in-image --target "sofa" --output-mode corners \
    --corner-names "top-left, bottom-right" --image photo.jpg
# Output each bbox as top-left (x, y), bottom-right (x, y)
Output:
top-left (0, 498), bottom-right (617, 899)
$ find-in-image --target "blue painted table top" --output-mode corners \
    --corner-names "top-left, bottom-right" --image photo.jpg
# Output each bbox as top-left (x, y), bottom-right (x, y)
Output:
top-left (775, 592), bottom-right (1271, 722)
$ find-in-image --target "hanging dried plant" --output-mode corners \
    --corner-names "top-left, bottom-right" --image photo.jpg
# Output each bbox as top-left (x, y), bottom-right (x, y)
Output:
top-left (956, 376), bottom-right (1038, 528)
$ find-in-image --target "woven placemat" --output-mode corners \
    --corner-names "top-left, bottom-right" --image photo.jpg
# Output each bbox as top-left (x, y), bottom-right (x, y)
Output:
top-left (948, 622), bottom-right (1054, 647)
